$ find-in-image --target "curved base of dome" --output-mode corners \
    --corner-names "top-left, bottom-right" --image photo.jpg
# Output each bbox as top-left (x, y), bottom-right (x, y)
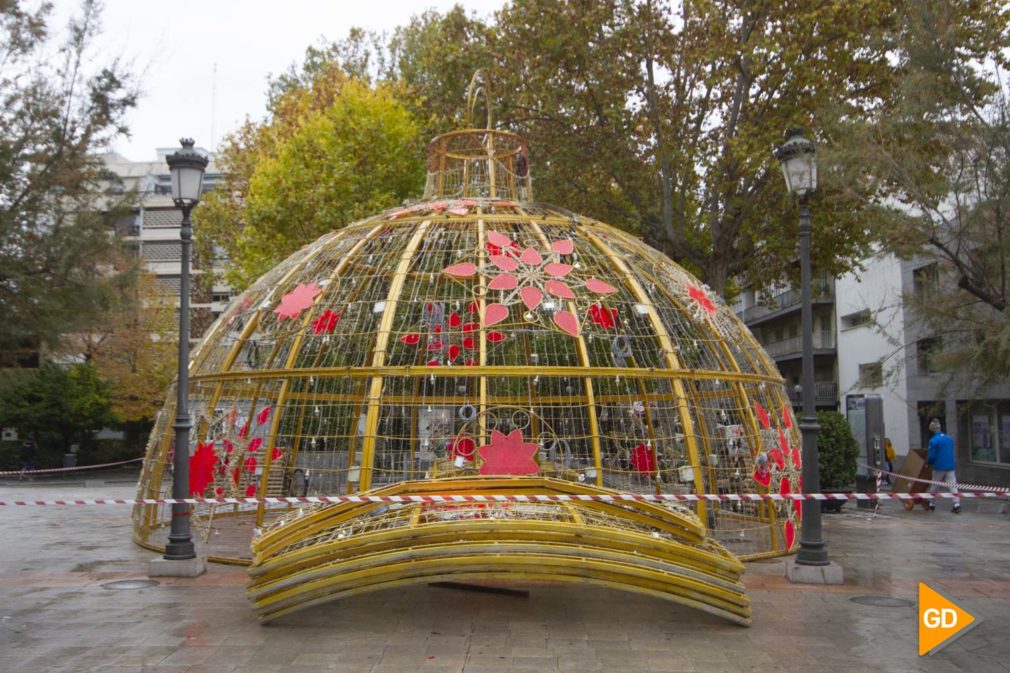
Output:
top-left (246, 477), bottom-right (751, 626)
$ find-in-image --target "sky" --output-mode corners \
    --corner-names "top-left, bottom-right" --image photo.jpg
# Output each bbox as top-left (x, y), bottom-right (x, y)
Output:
top-left (53, 1), bottom-right (504, 162)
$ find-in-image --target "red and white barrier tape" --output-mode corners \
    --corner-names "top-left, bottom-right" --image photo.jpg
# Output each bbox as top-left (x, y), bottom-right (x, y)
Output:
top-left (0, 491), bottom-right (1007, 507)
top-left (867, 465), bottom-right (1006, 493)
top-left (0, 457), bottom-right (144, 477)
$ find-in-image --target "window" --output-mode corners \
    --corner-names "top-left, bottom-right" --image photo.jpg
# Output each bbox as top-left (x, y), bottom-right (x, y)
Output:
top-left (917, 337), bottom-right (942, 374)
top-left (858, 362), bottom-right (883, 388)
top-left (913, 263), bottom-right (939, 300)
top-left (960, 401), bottom-right (1010, 465)
top-left (841, 309), bottom-right (872, 329)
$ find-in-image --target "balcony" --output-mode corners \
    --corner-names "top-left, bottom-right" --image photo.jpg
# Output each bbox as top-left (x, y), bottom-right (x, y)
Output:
top-left (761, 330), bottom-right (835, 359)
top-left (738, 279), bottom-right (834, 325)
top-left (786, 381), bottom-right (839, 408)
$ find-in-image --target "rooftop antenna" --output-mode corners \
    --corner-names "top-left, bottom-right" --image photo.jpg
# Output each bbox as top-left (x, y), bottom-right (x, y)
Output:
top-left (210, 62), bottom-right (218, 150)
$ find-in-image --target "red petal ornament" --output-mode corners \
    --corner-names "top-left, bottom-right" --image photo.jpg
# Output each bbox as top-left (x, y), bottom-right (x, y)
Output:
top-left (443, 263), bottom-right (478, 278)
top-left (770, 448), bottom-right (786, 471)
top-left (783, 408), bottom-right (793, 429)
top-left (585, 278), bottom-right (618, 295)
top-left (753, 466), bottom-right (772, 487)
top-left (544, 263), bottom-right (573, 277)
top-left (486, 231), bottom-right (512, 248)
top-left (271, 447), bottom-right (284, 461)
top-left (448, 312), bottom-right (462, 328)
top-left (688, 285), bottom-right (717, 313)
top-left (778, 427), bottom-right (789, 454)
top-left (245, 484), bottom-right (257, 497)
top-left (520, 247), bottom-right (543, 266)
top-left (427, 360), bottom-right (440, 367)
top-left (447, 344), bottom-right (460, 362)
top-left (520, 286), bottom-right (543, 311)
top-left (450, 436), bottom-right (476, 459)
top-left (400, 333), bottom-right (421, 345)
top-left (779, 476), bottom-right (791, 497)
top-left (462, 322), bottom-right (478, 333)
top-left (755, 402), bottom-right (770, 429)
top-left (427, 340), bottom-right (444, 352)
top-left (484, 303), bottom-right (509, 326)
top-left (487, 331), bottom-right (506, 343)
top-left (552, 239), bottom-right (575, 255)
top-left (553, 310), bottom-right (580, 336)
top-left (462, 337), bottom-right (476, 350)
top-left (248, 437), bottom-right (263, 453)
top-left (488, 273), bottom-right (518, 290)
top-left (792, 448), bottom-right (802, 469)
top-left (546, 280), bottom-right (575, 299)
top-left (784, 521), bottom-right (796, 548)
top-left (244, 456), bottom-right (258, 473)
top-left (257, 406), bottom-right (271, 426)
top-left (239, 423), bottom-right (249, 439)
top-left (490, 255), bottom-right (518, 272)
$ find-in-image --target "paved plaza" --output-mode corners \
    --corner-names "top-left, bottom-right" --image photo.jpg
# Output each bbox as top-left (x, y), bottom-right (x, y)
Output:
top-left (1, 471), bottom-right (1008, 673)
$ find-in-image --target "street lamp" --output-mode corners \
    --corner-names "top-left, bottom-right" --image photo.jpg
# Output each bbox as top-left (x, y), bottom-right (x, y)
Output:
top-left (163, 138), bottom-right (208, 561)
top-left (774, 129), bottom-right (830, 568)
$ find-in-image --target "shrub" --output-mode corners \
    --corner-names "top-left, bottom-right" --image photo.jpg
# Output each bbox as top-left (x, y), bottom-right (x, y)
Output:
top-left (816, 410), bottom-right (859, 489)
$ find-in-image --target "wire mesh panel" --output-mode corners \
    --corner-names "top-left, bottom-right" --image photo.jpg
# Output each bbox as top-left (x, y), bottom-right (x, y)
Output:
top-left (135, 130), bottom-right (800, 565)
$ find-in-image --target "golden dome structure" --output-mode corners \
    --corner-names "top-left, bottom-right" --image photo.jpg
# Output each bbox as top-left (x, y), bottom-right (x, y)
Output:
top-left (134, 74), bottom-right (802, 626)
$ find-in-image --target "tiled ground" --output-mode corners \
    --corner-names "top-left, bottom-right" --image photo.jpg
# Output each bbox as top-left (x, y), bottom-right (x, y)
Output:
top-left (1, 473), bottom-right (1008, 673)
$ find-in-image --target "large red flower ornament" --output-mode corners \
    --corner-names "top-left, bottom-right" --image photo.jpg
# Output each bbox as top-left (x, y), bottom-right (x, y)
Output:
top-left (189, 441), bottom-right (219, 496)
top-left (274, 281), bottom-right (323, 321)
top-left (442, 231), bottom-right (617, 337)
top-left (478, 429), bottom-right (539, 476)
top-left (688, 285), bottom-right (717, 314)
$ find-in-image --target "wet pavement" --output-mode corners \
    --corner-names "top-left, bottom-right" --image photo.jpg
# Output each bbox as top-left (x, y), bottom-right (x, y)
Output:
top-left (1, 473), bottom-right (1008, 673)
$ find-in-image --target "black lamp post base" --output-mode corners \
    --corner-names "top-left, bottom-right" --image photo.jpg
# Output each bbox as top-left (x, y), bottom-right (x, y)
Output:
top-left (149, 555), bottom-right (207, 578)
top-left (785, 557), bottom-right (844, 585)
top-left (163, 538), bottom-right (197, 560)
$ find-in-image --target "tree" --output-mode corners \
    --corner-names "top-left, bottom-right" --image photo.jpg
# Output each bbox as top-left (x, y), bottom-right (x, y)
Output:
top-left (64, 269), bottom-right (177, 423)
top-left (196, 71), bottom-right (424, 288)
top-left (0, 1), bottom-right (138, 351)
top-left (0, 361), bottom-right (114, 453)
top-left (846, 2), bottom-right (1010, 384)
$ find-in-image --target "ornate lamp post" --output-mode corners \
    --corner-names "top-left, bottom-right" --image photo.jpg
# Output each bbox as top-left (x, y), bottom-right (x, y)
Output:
top-left (163, 139), bottom-right (208, 561)
top-left (774, 129), bottom-right (831, 569)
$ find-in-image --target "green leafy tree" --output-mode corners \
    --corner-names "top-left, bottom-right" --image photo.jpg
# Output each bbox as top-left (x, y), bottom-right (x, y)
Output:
top-left (816, 411), bottom-right (859, 489)
top-left (197, 72), bottom-right (423, 288)
top-left (0, 361), bottom-right (115, 455)
top-left (0, 0), bottom-right (138, 351)
top-left (842, 2), bottom-right (1010, 384)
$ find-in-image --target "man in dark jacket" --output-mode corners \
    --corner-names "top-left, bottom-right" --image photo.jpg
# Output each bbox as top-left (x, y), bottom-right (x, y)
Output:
top-left (926, 418), bottom-right (960, 513)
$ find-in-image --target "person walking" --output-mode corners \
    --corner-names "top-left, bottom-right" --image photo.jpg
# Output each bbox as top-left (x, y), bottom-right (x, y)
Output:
top-left (883, 437), bottom-right (896, 485)
top-left (925, 418), bottom-right (960, 513)
top-left (19, 437), bottom-right (36, 480)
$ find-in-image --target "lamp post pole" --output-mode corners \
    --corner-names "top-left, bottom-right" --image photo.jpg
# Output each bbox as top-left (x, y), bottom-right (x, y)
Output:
top-left (796, 193), bottom-right (828, 566)
top-left (164, 202), bottom-right (196, 560)
top-left (162, 139), bottom-right (208, 562)
top-left (774, 128), bottom-right (832, 570)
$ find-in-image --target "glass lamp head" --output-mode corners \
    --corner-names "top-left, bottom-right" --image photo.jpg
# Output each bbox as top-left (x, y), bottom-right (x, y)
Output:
top-left (774, 129), bottom-right (817, 197)
top-left (166, 138), bottom-right (209, 208)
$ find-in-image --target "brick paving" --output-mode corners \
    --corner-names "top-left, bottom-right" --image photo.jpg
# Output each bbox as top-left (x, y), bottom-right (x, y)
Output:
top-left (1, 475), bottom-right (1008, 673)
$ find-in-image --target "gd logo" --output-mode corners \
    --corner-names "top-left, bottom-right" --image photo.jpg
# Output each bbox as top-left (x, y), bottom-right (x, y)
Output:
top-left (918, 583), bottom-right (981, 656)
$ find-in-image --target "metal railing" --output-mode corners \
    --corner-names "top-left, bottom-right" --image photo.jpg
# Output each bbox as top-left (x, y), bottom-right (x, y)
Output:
top-left (786, 381), bottom-right (839, 406)
top-left (738, 280), bottom-right (834, 324)
top-left (761, 330), bottom-right (835, 358)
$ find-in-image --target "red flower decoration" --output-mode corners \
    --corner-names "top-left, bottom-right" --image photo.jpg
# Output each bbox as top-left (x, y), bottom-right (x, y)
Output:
top-left (274, 281), bottom-right (323, 321)
top-left (588, 303), bottom-right (619, 330)
top-left (188, 442), bottom-right (218, 496)
top-left (755, 402), bottom-right (770, 429)
top-left (630, 442), bottom-right (656, 473)
top-left (311, 309), bottom-right (341, 335)
top-left (257, 406), bottom-right (271, 426)
top-left (688, 285), bottom-right (717, 314)
top-left (478, 429), bottom-right (539, 476)
top-left (245, 484), bottom-right (257, 497)
top-left (247, 437), bottom-right (263, 453)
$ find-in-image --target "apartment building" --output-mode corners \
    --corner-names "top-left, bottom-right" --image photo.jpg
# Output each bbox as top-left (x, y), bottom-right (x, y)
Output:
top-left (731, 271), bottom-right (840, 412)
top-left (103, 149), bottom-right (233, 340)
